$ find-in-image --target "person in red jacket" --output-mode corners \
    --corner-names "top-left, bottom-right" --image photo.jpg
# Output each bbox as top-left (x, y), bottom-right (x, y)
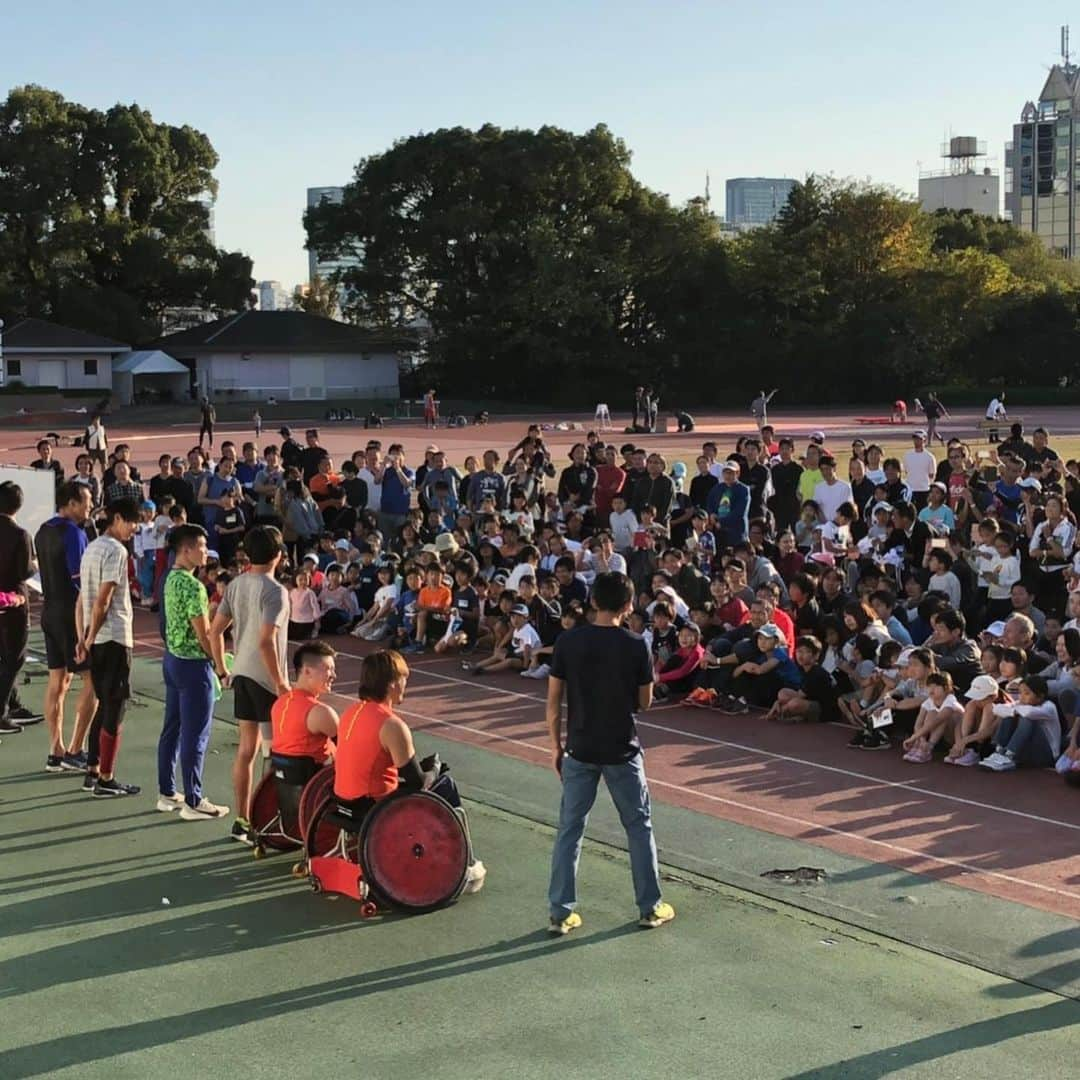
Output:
top-left (654, 625), bottom-right (706, 700)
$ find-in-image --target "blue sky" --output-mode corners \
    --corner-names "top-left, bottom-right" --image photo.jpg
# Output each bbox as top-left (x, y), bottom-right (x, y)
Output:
top-left (5, 1), bottom-right (1068, 284)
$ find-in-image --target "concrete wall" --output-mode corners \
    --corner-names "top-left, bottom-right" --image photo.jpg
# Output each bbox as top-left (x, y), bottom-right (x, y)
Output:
top-left (190, 351), bottom-right (400, 402)
top-left (3, 352), bottom-right (116, 391)
top-left (918, 173), bottom-right (1001, 217)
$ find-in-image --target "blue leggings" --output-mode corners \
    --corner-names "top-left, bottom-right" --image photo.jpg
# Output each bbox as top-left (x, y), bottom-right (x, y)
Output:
top-left (158, 653), bottom-right (216, 807)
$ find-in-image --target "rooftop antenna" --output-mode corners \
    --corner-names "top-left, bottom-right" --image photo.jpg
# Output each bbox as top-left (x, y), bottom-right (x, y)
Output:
top-left (1063, 24), bottom-right (1073, 69)
top-left (705, 171), bottom-right (711, 208)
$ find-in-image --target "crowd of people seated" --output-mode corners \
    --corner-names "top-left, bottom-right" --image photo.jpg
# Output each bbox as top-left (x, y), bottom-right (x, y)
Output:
top-left (15, 417), bottom-right (1080, 796)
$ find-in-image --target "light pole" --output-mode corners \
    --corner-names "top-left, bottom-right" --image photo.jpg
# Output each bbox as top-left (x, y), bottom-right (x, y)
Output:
top-left (0, 317), bottom-right (5, 389)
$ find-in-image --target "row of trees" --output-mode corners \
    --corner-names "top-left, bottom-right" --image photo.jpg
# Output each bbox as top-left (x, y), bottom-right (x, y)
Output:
top-left (0, 86), bottom-right (254, 343)
top-left (306, 124), bottom-right (1080, 404)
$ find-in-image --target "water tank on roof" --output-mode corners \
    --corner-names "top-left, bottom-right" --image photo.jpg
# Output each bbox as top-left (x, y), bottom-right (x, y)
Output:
top-left (950, 136), bottom-right (979, 157)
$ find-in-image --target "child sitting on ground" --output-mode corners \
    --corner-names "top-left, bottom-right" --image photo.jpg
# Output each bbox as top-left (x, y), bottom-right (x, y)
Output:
top-left (902, 672), bottom-right (963, 763)
top-left (980, 675), bottom-right (1061, 772)
top-left (466, 604), bottom-right (539, 676)
top-left (654, 624), bottom-right (706, 700)
top-left (763, 635), bottom-right (837, 723)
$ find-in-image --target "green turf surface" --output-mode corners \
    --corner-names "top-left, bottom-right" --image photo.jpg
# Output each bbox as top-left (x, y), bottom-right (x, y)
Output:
top-left (1, 652), bottom-right (1078, 1079)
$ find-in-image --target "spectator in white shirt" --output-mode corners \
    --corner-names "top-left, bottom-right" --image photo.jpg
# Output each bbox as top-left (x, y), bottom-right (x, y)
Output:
top-left (903, 431), bottom-right (937, 511)
top-left (811, 455), bottom-right (852, 523)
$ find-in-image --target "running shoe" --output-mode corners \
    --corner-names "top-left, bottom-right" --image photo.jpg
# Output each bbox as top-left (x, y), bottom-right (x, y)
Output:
top-left (904, 746), bottom-right (932, 764)
top-left (980, 751), bottom-right (1016, 772)
top-left (230, 817), bottom-right (255, 845)
top-left (156, 793), bottom-right (185, 813)
top-left (180, 798), bottom-right (230, 821)
top-left (92, 778), bottom-right (141, 797)
top-left (859, 731), bottom-right (891, 751)
top-left (639, 902), bottom-right (676, 929)
top-left (60, 750), bottom-right (88, 772)
top-left (953, 748), bottom-right (981, 767)
top-left (847, 730), bottom-right (867, 749)
top-left (548, 911), bottom-right (583, 935)
top-left (45, 755), bottom-right (65, 773)
top-left (684, 688), bottom-right (717, 709)
top-left (8, 706), bottom-right (44, 725)
top-left (82, 773), bottom-right (99, 792)
top-left (0, 718), bottom-right (23, 735)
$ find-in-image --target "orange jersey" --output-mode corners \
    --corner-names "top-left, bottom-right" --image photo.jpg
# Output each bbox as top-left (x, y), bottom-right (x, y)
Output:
top-left (270, 689), bottom-right (333, 764)
top-left (417, 584), bottom-right (452, 612)
top-left (334, 699), bottom-right (398, 801)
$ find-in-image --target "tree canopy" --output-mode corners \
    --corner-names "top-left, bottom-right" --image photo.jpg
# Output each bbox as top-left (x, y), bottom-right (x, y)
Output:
top-left (0, 85), bottom-right (254, 344)
top-left (307, 124), bottom-right (1080, 404)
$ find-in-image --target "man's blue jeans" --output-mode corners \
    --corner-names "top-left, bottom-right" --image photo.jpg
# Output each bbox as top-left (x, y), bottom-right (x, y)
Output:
top-left (157, 653), bottom-right (216, 808)
top-left (548, 752), bottom-right (662, 920)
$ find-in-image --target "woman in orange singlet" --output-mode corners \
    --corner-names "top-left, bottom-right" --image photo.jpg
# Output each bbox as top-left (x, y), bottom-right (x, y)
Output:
top-left (335, 649), bottom-right (485, 892)
top-left (270, 640), bottom-right (340, 765)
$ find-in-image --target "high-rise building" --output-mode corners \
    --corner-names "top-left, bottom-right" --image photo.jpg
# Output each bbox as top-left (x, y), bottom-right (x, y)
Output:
top-left (725, 177), bottom-right (796, 227)
top-left (918, 137), bottom-right (1000, 216)
top-left (257, 281), bottom-right (291, 312)
top-left (1004, 30), bottom-right (1080, 258)
top-left (305, 186), bottom-right (363, 284)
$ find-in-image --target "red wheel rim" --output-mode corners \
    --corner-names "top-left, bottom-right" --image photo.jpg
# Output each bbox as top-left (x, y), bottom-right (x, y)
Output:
top-left (360, 793), bottom-right (468, 911)
top-left (249, 773), bottom-right (295, 850)
top-left (298, 764), bottom-right (335, 836)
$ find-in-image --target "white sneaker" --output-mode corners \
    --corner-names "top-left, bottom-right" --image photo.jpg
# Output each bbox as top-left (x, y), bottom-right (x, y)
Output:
top-left (531, 664), bottom-right (551, 679)
top-left (462, 860), bottom-right (486, 894)
top-left (179, 798), bottom-right (231, 821)
top-left (979, 752), bottom-right (1009, 772)
top-left (156, 793), bottom-right (185, 813)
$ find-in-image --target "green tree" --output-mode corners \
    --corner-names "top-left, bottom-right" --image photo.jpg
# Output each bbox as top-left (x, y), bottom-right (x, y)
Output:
top-left (0, 85), bottom-right (253, 343)
top-left (292, 275), bottom-right (339, 318)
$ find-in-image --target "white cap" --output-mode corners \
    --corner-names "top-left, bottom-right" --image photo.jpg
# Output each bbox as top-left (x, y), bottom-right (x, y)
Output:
top-left (965, 674), bottom-right (1000, 701)
top-left (721, 460), bottom-right (741, 473)
top-left (913, 429), bottom-right (928, 439)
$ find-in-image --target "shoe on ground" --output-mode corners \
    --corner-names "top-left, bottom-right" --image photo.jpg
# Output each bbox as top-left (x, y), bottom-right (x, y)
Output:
top-left (905, 746), bottom-right (933, 763)
top-left (8, 706), bottom-right (45, 725)
top-left (45, 754), bottom-right (65, 772)
top-left (462, 860), bottom-right (487, 894)
top-left (156, 793), bottom-right (185, 813)
top-left (847, 730), bottom-right (867, 749)
top-left (954, 748), bottom-right (981, 767)
top-left (684, 688), bottom-right (716, 708)
top-left (639, 901), bottom-right (676, 929)
top-left (60, 750), bottom-right (88, 771)
top-left (92, 778), bottom-right (141, 797)
top-left (180, 798), bottom-right (230, 821)
top-left (859, 731), bottom-right (891, 751)
top-left (230, 817), bottom-right (255, 845)
top-left (979, 751), bottom-right (1010, 771)
top-left (548, 911), bottom-right (583, 935)
top-left (0, 718), bottom-right (23, 734)
top-left (82, 773), bottom-right (99, 791)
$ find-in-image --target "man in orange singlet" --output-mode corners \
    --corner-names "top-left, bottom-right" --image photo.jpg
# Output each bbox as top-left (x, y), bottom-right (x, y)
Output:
top-left (270, 640), bottom-right (340, 764)
top-left (335, 649), bottom-right (485, 893)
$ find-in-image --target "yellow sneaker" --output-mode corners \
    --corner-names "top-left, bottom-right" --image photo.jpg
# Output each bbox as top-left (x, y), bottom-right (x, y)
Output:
top-left (639, 902), bottom-right (675, 929)
top-left (548, 911), bottom-right (583, 935)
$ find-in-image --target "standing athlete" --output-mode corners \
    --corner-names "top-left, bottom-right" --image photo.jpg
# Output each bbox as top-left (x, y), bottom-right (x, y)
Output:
top-left (209, 525), bottom-right (290, 843)
top-left (198, 397), bottom-right (216, 448)
top-left (545, 571), bottom-right (674, 934)
top-left (35, 482), bottom-right (97, 770)
top-left (78, 498), bottom-right (141, 796)
top-left (750, 389), bottom-right (778, 432)
top-left (0, 482), bottom-right (35, 736)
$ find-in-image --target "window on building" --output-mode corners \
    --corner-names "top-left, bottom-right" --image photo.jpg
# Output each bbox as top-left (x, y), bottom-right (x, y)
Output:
top-left (83, 358), bottom-right (97, 376)
top-left (7, 359), bottom-right (21, 378)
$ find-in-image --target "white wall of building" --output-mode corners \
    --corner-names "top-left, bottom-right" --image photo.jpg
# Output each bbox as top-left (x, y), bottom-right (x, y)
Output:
top-left (193, 351), bottom-right (400, 401)
top-left (2, 352), bottom-right (116, 391)
top-left (918, 173), bottom-right (1000, 217)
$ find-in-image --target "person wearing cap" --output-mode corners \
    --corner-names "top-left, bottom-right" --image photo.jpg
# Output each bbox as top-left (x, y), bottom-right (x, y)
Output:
top-left (902, 431), bottom-right (936, 511)
top-left (761, 634), bottom-right (836, 724)
top-left (723, 622), bottom-right (801, 712)
top-left (465, 602), bottom-right (539, 676)
top-left (917, 481), bottom-right (955, 533)
top-left (946, 672), bottom-right (1007, 766)
top-left (705, 459), bottom-right (750, 547)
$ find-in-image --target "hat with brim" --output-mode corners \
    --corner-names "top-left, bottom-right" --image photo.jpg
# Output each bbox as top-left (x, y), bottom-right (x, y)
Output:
top-left (913, 430), bottom-right (927, 440)
top-left (421, 544), bottom-right (439, 554)
top-left (872, 501), bottom-right (893, 515)
top-left (434, 533), bottom-right (460, 554)
top-left (756, 623), bottom-right (786, 645)
top-left (721, 460), bottom-right (740, 473)
top-left (510, 604), bottom-right (529, 617)
top-left (965, 675), bottom-right (1000, 701)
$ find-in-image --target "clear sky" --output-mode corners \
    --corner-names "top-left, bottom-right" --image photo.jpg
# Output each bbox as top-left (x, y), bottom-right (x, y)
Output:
top-left (5, 1), bottom-right (1068, 285)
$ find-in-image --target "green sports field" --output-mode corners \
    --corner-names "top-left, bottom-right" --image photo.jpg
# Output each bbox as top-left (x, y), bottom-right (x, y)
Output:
top-left (0, 650), bottom-right (1078, 1080)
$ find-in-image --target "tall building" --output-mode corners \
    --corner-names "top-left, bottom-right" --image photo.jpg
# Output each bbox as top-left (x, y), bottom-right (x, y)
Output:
top-left (1004, 31), bottom-right (1080, 258)
top-left (725, 177), bottom-right (796, 227)
top-left (257, 280), bottom-right (290, 312)
top-left (305, 186), bottom-right (363, 284)
top-left (918, 137), bottom-right (1000, 216)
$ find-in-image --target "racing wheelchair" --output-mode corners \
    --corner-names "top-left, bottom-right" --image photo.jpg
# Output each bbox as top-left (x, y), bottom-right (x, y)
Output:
top-left (303, 784), bottom-right (471, 918)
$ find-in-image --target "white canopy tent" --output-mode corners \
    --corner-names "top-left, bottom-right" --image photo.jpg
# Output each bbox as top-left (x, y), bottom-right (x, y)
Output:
top-left (112, 350), bottom-right (190, 405)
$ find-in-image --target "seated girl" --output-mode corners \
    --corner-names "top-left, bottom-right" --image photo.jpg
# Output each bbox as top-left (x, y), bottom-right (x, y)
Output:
top-left (902, 672), bottom-right (963, 763)
top-left (946, 673), bottom-right (1006, 767)
top-left (352, 563), bottom-right (400, 641)
top-left (654, 624), bottom-right (706, 700)
top-left (980, 675), bottom-right (1061, 772)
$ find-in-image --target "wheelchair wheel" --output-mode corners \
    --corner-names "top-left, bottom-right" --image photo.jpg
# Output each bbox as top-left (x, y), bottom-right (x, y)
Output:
top-left (304, 795), bottom-right (360, 863)
top-left (360, 791), bottom-right (469, 913)
top-left (298, 764), bottom-right (335, 838)
top-left (248, 773), bottom-right (297, 851)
